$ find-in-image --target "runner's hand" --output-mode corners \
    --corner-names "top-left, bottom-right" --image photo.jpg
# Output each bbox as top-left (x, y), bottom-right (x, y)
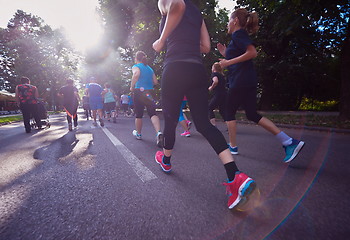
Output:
top-left (217, 43), bottom-right (226, 57)
top-left (153, 39), bottom-right (165, 52)
top-left (219, 58), bottom-right (230, 68)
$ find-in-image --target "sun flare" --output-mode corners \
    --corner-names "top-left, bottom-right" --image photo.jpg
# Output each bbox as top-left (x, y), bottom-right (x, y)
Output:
top-left (56, 0), bottom-right (104, 52)
top-left (0, 0), bottom-right (104, 52)
top-left (65, 11), bottom-right (104, 52)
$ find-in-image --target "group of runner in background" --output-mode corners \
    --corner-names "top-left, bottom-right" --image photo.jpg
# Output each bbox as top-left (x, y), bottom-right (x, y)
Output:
top-left (80, 80), bottom-right (135, 124)
top-left (14, 1), bottom-right (305, 210)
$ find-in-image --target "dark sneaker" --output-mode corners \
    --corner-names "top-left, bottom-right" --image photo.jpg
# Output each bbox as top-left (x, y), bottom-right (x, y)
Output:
top-left (155, 151), bottom-right (171, 172)
top-left (283, 139), bottom-right (305, 163)
top-left (156, 131), bottom-right (164, 148)
top-left (74, 122), bottom-right (78, 128)
top-left (99, 118), bottom-right (104, 127)
top-left (228, 144), bottom-right (238, 155)
top-left (68, 123), bottom-right (73, 131)
top-left (223, 172), bottom-right (256, 209)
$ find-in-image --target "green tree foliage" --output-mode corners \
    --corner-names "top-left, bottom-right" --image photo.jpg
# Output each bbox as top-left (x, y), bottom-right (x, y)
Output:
top-left (96, 0), bottom-right (229, 95)
top-left (235, 0), bottom-right (349, 111)
top-left (97, 0), bottom-right (349, 116)
top-left (339, 20), bottom-right (350, 119)
top-left (0, 10), bottom-right (79, 109)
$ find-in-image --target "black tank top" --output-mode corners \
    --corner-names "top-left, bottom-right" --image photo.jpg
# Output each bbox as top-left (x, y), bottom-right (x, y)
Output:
top-left (160, 0), bottom-right (203, 66)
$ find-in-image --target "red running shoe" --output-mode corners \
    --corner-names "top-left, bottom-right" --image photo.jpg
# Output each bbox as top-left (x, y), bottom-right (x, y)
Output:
top-left (180, 130), bottom-right (191, 137)
top-left (155, 151), bottom-right (171, 172)
top-left (223, 172), bottom-right (256, 209)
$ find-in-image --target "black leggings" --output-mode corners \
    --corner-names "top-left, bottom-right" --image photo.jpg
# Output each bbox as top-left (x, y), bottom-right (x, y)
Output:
top-left (64, 103), bottom-right (78, 124)
top-left (133, 89), bottom-right (157, 119)
top-left (225, 87), bottom-right (262, 123)
top-left (161, 62), bottom-right (228, 155)
top-left (208, 92), bottom-right (227, 120)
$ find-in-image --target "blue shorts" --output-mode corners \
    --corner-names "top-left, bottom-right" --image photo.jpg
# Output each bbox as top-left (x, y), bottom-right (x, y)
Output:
top-left (178, 100), bottom-right (187, 122)
top-left (89, 97), bottom-right (103, 110)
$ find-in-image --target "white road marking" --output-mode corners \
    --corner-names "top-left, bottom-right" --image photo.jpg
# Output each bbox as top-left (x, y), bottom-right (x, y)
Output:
top-left (101, 127), bottom-right (157, 182)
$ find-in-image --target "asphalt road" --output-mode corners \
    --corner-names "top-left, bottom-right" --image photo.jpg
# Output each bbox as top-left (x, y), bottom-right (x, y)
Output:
top-left (0, 110), bottom-right (349, 240)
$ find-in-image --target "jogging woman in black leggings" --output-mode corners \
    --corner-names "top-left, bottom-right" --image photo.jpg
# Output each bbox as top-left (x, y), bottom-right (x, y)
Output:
top-left (208, 62), bottom-right (227, 126)
top-left (152, 0), bottom-right (255, 209)
top-left (218, 8), bottom-right (304, 161)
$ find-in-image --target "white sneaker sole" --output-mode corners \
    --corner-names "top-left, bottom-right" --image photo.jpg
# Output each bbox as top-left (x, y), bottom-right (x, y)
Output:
top-left (228, 177), bottom-right (254, 209)
top-left (132, 130), bottom-right (142, 140)
top-left (154, 154), bottom-right (171, 172)
top-left (285, 141), bottom-right (305, 163)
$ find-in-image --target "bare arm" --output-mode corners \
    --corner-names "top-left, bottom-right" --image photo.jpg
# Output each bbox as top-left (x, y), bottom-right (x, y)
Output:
top-left (153, 0), bottom-right (186, 52)
top-left (152, 73), bottom-right (158, 86)
top-left (35, 87), bottom-right (39, 99)
top-left (130, 66), bottom-right (140, 92)
top-left (74, 91), bottom-right (81, 102)
top-left (15, 86), bottom-right (20, 106)
top-left (200, 20), bottom-right (211, 53)
top-left (208, 76), bottom-right (219, 91)
top-left (219, 44), bottom-right (257, 68)
top-left (101, 89), bottom-right (107, 97)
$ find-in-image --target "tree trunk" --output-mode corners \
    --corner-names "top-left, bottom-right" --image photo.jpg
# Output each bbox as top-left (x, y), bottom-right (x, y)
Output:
top-left (339, 23), bottom-right (350, 120)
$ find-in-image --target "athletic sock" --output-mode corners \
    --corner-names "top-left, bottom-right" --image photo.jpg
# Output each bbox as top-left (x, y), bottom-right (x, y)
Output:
top-left (276, 131), bottom-right (293, 146)
top-left (162, 155), bottom-right (171, 164)
top-left (224, 162), bottom-right (239, 182)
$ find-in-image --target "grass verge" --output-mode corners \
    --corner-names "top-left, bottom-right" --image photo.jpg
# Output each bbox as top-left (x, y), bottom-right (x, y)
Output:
top-left (1, 111), bottom-right (349, 130)
top-left (235, 112), bottom-right (350, 130)
top-left (0, 115), bottom-right (23, 124)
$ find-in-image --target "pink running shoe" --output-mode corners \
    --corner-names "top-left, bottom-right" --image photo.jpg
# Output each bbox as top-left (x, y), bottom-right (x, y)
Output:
top-left (180, 130), bottom-right (191, 137)
top-left (155, 151), bottom-right (172, 172)
top-left (223, 172), bottom-right (256, 209)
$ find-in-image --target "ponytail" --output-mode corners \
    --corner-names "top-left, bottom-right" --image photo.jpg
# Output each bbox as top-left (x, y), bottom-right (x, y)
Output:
top-left (231, 8), bottom-right (259, 35)
top-left (246, 12), bottom-right (259, 35)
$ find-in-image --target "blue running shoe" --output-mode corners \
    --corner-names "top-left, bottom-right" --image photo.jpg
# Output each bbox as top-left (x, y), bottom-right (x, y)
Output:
top-left (283, 139), bottom-right (305, 163)
top-left (228, 144), bottom-right (238, 155)
top-left (132, 130), bottom-right (142, 140)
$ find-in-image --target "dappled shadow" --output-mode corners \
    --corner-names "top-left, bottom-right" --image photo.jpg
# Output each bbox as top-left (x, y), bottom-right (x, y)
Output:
top-left (33, 132), bottom-right (79, 161)
top-left (0, 129), bottom-right (97, 238)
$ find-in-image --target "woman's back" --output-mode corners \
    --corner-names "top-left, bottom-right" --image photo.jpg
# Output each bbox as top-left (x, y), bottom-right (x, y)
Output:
top-left (104, 89), bottom-right (115, 103)
top-left (17, 84), bottom-right (37, 104)
top-left (134, 63), bottom-right (154, 90)
top-left (159, 0), bottom-right (202, 65)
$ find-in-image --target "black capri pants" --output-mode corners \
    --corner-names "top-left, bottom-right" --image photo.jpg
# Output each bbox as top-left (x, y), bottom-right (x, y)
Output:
top-left (133, 89), bottom-right (157, 119)
top-left (161, 61), bottom-right (228, 155)
top-left (225, 86), bottom-right (262, 123)
top-left (208, 92), bottom-right (227, 120)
